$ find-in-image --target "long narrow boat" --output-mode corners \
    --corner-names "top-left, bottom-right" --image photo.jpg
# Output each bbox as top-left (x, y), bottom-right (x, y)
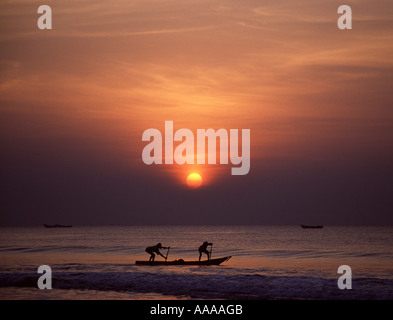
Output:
top-left (43, 224), bottom-right (72, 228)
top-left (135, 256), bottom-right (231, 266)
top-left (301, 224), bottom-right (323, 229)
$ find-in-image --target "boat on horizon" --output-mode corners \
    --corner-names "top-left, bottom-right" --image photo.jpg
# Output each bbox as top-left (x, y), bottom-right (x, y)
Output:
top-left (135, 256), bottom-right (231, 266)
top-left (300, 224), bottom-right (323, 229)
top-left (43, 224), bottom-right (72, 228)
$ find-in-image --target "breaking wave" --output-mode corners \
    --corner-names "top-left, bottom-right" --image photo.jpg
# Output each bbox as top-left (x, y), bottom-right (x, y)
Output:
top-left (1, 269), bottom-right (392, 300)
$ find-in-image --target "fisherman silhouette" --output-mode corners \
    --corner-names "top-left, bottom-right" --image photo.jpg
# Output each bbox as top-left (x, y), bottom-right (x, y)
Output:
top-left (145, 243), bottom-right (170, 262)
top-left (198, 241), bottom-right (213, 261)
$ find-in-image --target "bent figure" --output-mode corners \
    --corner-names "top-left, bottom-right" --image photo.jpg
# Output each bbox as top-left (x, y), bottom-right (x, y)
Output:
top-left (198, 241), bottom-right (213, 261)
top-left (145, 243), bottom-right (169, 262)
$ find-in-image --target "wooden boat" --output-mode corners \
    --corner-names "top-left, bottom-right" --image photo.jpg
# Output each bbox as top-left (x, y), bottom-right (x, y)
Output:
top-left (301, 224), bottom-right (323, 229)
top-left (43, 224), bottom-right (72, 228)
top-left (135, 256), bottom-right (231, 266)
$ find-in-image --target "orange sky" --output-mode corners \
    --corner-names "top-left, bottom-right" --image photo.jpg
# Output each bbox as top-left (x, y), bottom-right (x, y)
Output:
top-left (1, 0), bottom-right (393, 225)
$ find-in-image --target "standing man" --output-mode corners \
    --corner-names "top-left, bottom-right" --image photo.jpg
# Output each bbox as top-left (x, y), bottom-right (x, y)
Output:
top-left (198, 241), bottom-right (213, 261)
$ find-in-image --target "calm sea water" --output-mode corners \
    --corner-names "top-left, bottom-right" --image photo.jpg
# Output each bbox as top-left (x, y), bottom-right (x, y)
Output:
top-left (0, 225), bottom-right (392, 300)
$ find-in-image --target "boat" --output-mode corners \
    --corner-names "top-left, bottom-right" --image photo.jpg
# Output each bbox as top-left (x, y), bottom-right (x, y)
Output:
top-left (43, 224), bottom-right (72, 228)
top-left (135, 256), bottom-right (231, 266)
top-left (301, 225), bottom-right (323, 229)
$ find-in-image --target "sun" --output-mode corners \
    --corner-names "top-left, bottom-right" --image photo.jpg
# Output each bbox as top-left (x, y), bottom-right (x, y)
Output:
top-left (186, 173), bottom-right (203, 188)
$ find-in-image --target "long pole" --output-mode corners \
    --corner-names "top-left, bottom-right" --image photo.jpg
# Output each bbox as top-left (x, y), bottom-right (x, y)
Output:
top-left (209, 244), bottom-right (213, 260)
top-left (165, 247), bottom-right (170, 261)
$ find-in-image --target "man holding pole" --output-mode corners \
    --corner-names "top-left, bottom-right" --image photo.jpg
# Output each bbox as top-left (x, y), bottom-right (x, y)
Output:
top-left (198, 241), bottom-right (213, 261)
top-left (145, 243), bottom-right (170, 262)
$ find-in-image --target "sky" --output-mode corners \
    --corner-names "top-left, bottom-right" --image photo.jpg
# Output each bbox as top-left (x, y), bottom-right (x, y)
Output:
top-left (1, 0), bottom-right (393, 226)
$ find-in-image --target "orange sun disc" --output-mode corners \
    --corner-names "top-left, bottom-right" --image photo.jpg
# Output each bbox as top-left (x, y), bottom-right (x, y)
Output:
top-left (186, 173), bottom-right (203, 188)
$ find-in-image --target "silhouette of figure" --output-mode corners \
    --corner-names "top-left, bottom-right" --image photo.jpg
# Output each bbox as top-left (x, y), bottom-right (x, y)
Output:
top-left (145, 243), bottom-right (169, 262)
top-left (198, 241), bottom-right (213, 261)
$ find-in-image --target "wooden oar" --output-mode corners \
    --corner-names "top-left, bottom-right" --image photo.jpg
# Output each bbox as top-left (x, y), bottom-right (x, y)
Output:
top-left (165, 247), bottom-right (170, 261)
top-left (209, 244), bottom-right (213, 260)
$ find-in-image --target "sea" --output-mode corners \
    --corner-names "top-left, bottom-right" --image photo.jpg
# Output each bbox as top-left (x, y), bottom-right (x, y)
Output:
top-left (0, 225), bottom-right (392, 300)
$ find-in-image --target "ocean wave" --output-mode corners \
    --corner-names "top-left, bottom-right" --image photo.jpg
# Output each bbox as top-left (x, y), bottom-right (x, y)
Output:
top-left (1, 271), bottom-right (392, 300)
top-left (2, 245), bottom-right (392, 261)
top-left (0, 245), bottom-right (93, 253)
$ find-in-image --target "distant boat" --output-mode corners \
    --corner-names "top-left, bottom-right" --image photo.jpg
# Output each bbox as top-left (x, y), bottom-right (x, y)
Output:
top-left (43, 224), bottom-right (72, 228)
top-left (301, 225), bottom-right (323, 229)
top-left (135, 256), bottom-right (231, 266)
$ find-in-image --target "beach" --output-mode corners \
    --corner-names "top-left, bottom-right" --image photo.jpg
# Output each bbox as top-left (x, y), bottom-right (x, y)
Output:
top-left (1, 225), bottom-right (392, 300)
